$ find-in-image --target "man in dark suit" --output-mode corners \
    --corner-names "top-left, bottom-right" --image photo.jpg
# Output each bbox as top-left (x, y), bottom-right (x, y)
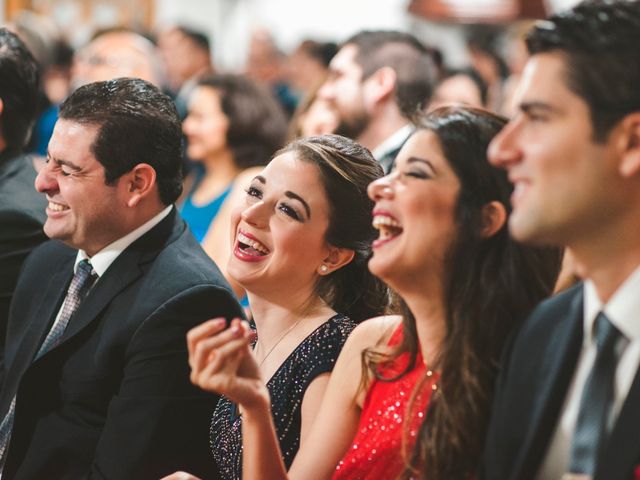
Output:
top-left (0, 77), bottom-right (243, 479)
top-left (482, 2), bottom-right (640, 479)
top-left (0, 28), bottom-right (47, 345)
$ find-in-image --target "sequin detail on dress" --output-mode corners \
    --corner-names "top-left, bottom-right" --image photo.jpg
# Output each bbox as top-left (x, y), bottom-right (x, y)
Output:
top-left (332, 324), bottom-right (438, 480)
top-left (210, 314), bottom-right (356, 479)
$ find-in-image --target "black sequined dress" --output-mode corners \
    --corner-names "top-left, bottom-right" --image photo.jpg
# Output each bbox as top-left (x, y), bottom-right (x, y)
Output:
top-left (210, 314), bottom-right (356, 479)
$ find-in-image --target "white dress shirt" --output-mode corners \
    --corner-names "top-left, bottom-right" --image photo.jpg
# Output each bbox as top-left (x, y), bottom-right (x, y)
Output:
top-left (537, 265), bottom-right (640, 479)
top-left (49, 205), bottom-right (172, 330)
top-left (372, 124), bottom-right (413, 173)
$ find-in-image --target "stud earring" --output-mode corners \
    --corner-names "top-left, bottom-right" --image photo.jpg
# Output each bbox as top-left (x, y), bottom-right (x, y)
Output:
top-left (320, 265), bottom-right (328, 273)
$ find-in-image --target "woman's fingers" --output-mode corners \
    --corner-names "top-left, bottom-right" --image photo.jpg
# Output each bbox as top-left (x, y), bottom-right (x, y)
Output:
top-left (186, 317), bottom-right (228, 354)
top-left (190, 325), bottom-right (254, 386)
top-left (188, 319), bottom-right (248, 371)
top-left (190, 338), bottom-right (248, 390)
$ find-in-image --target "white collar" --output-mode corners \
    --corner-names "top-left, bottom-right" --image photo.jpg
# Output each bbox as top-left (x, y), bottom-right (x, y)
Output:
top-left (74, 205), bottom-right (173, 277)
top-left (371, 124), bottom-right (413, 160)
top-left (583, 264), bottom-right (640, 344)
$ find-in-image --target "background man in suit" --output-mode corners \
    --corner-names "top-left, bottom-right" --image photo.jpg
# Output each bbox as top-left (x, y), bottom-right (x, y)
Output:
top-left (0, 77), bottom-right (243, 479)
top-left (317, 30), bottom-right (435, 173)
top-left (482, 1), bottom-right (640, 479)
top-left (0, 28), bottom-right (47, 346)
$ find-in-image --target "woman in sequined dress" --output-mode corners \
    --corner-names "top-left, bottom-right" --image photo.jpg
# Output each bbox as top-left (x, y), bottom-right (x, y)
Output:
top-left (183, 107), bottom-right (562, 480)
top-left (167, 135), bottom-right (388, 480)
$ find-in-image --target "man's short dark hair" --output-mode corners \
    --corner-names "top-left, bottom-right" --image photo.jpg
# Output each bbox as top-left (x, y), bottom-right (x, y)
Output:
top-left (59, 77), bottom-right (183, 204)
top-left (176, 26), bottom-right (210, 53)
top-left (526, 0), bottom-right (640, 141)
top-left (0, 28), bottom-right (39, 152)
top-left (344, 30), bottom-right (435, 118)
top-left (298, 39), bottom-right (338, 67)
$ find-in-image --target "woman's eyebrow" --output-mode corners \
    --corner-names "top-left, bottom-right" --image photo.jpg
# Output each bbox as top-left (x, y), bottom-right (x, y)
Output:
top-left (407, 156), bottom-right (437, 173)
top-left (285, 191), bottom-right (311, 218)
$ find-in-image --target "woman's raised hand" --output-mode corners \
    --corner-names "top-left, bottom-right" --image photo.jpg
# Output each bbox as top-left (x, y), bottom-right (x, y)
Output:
top-left (187, 318), bottom-right (269, 410)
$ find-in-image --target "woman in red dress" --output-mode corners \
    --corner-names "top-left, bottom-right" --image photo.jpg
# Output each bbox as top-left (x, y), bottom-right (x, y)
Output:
top-left (184, 107), bottom-right (562, 480)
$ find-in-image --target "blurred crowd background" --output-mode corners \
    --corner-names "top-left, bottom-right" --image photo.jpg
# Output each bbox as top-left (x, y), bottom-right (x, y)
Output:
top-left (0, 0), bottom-right (583, 301)
top-left (1, 0), bottom-right (581, 130)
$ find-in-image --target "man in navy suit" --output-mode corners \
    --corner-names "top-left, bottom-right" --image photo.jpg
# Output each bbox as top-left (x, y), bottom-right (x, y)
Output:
top-left (0, 77), bottom-right (242, 479)
top-left (482, 1), bottom-right (640, 479)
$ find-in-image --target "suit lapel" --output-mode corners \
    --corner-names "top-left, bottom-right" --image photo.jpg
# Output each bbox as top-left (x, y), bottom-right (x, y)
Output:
top-left (40, 209), bottom-right (182, 352)
top-left (58, 260), bottom-right (143, 343)
top-left (5, 250), bottom-right (73, 392)
top-left (515, 288), bottom-right (585, 478)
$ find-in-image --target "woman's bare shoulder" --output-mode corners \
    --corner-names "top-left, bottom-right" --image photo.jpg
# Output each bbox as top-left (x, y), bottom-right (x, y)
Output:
top-left (343, 315), bottom-right (402, 353)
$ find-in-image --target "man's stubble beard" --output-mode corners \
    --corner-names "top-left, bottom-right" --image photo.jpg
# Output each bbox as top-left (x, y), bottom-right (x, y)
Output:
top-left (333, 110), bottom-right (371, 141)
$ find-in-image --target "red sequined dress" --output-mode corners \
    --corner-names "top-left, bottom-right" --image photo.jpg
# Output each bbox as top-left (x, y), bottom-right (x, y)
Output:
top-left (332, 324), bottom-right (438, 480)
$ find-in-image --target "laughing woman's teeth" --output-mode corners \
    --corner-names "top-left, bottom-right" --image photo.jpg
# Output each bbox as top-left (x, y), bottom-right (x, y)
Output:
top-left (237, 232), bottom-right (270, 254)
top-left (372, 215), bottom-right (403, 240)
top-left (49, 202), bottom-right (67, 212)
top-left (372, 215), bottom-right (401, 229)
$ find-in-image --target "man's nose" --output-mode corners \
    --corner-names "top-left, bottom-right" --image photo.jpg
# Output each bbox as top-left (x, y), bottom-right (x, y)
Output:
top-left (35, 164), bottom-right (58, 194)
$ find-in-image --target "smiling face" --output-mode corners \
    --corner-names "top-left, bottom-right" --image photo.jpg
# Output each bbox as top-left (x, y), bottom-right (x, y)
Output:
top-left (368, 129), bottom-right (460, 291)
top-left (227, 152), bottom-right (332, 297)
top-left (35, 119), bottom-right (132, 256)
top-left (488, 52), bottom-right (618, 247)
top-left (182, 86), bottom-right (230, 161)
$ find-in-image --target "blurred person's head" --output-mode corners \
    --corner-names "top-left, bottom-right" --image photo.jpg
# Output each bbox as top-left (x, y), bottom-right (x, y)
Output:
top-left (43, 40), bottom-right (74, 105)
top-left (36, 78), bottom-right (183, 255)
top-left (183, 74), bottom-right (287, 170)
top-left (157, 25), bottom-right (212, 92)
top-left (505, 20), bottom-right (536, 76)
top-left (0, 27), bottom-right (40, 153)
top-left (72, 29), bottom-right (163, 89)
top-left (286, 40), bottom-right (337, 96)
top-left (488, 0), bottom-right (640, 250)
top-left (367, 107), bottom-right (561, 479)
top-left (466, 26), bottom-right (509, 86)
top-left (428, 67), bottom-right (488, 111)
top-left (245, 28), bottom-right (284, 85)
top-left (318, 30), bottom-right (435, 147)
top-left (297, 97), bottom-right (339, 138)
top-left (289, 80), bottom-right (340, 139)
top-left (9, 10), bottom-right (59, 69)
top-left (228, 134), bottom-right (388, 321)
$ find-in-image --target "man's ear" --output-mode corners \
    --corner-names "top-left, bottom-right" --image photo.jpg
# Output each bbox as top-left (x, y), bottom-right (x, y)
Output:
top-left (480, 200), bottom-right (507, 238)
top-left (367, 66), bottom-right (397, 105)
top-left (317, 247), bottom-right (355, 276)
top-left (618, 112), bottom-right (640, 178)
top-left (125, 163), bottom-right (157, 207)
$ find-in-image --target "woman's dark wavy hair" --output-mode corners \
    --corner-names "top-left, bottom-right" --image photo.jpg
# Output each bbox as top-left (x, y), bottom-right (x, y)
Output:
top-left (197, 74), bottom-right (288, 168)
top-left (276, 135), bottom-right (389, 322)
top-left (362, 107), bottom-right (562, 479)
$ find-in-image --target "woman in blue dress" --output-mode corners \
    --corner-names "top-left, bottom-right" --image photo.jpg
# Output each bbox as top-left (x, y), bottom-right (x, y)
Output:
top-left (181, 74), bottom-right (288, 299)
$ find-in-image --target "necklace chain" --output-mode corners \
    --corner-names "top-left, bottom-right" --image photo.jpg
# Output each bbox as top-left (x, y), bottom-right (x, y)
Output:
top-left (255, 317), bottom-right (305, 368)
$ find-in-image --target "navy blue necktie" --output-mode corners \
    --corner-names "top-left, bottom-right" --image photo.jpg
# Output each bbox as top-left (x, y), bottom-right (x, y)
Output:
top-left (569, 312), bottom-right (625, 475)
